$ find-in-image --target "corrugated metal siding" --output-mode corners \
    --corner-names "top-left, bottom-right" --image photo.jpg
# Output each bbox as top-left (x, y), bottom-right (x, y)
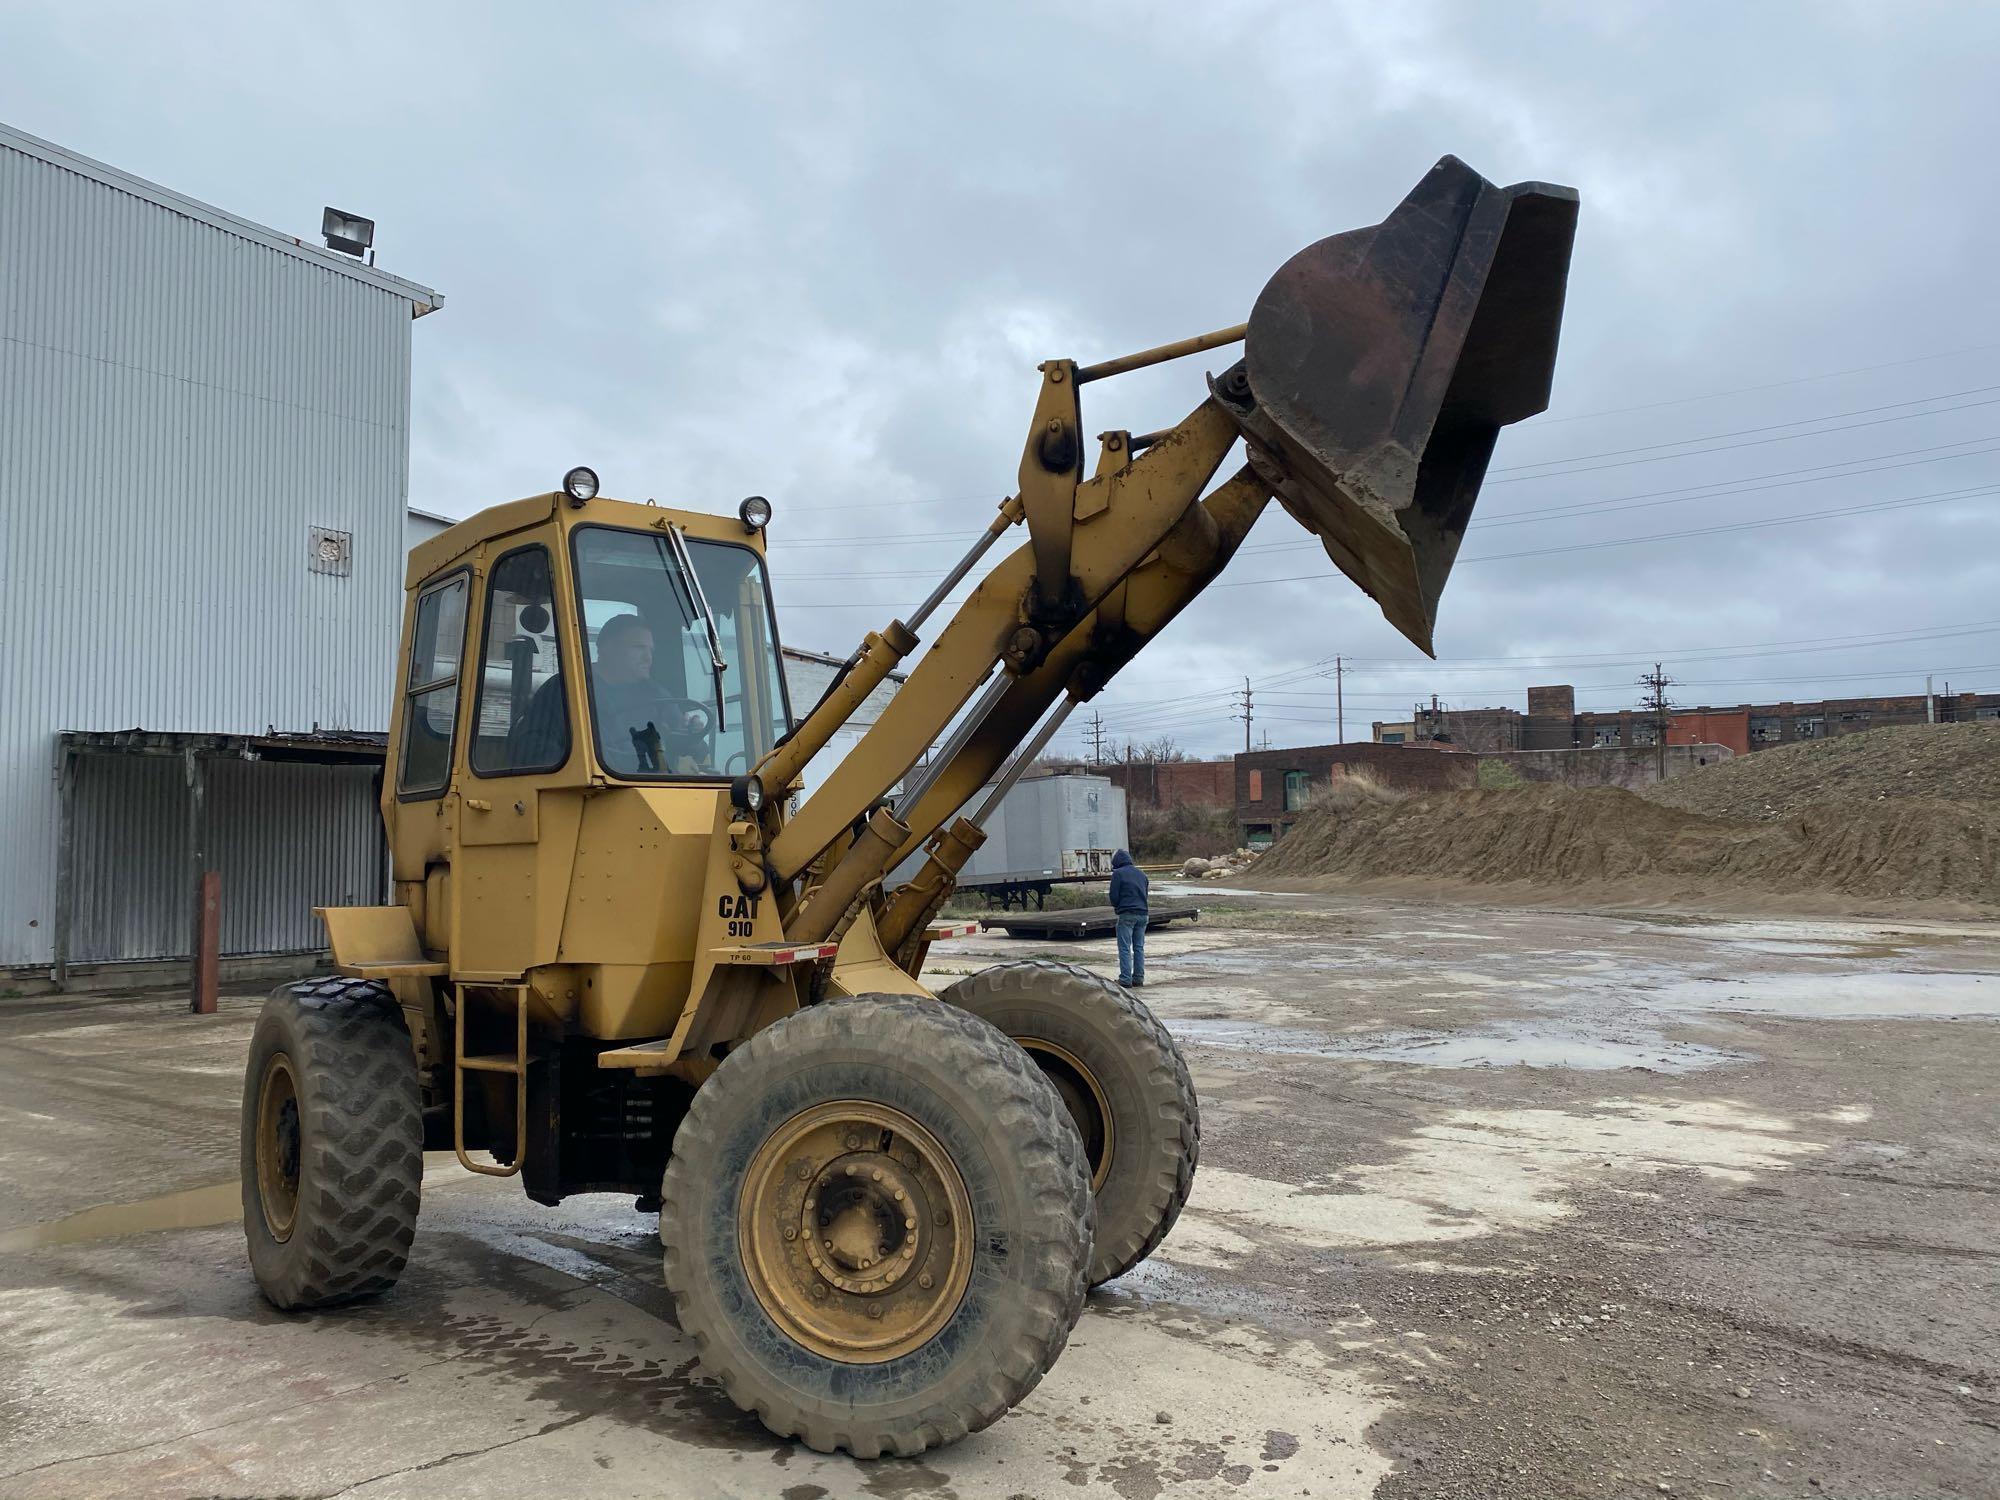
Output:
top-left (0, 133), bottom-right (422, 966)
top-left (785, 650), bottom-right (903, 801)
top-left (890, 774), bottom-right (1131, 888)
top-left (69, 755), bottom-right (380, 962)
top-left (69, 755), bottom-right (185, 963)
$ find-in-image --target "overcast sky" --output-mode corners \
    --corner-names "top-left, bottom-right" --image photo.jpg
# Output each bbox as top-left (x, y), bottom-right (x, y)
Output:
top-left (7, 2), bottom-right (1998, 758)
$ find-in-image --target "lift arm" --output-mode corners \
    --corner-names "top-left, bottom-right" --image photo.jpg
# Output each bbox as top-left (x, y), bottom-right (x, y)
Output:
top-left (764, 395), bottom-right (1241, 886)
top-left (749, 155), bottom-right (1579, 941)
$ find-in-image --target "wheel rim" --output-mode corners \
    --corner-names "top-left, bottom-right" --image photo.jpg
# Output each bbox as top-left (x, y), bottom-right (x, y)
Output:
top-left (255, 1053), bottom-right (302, 1241)
top-left (1019, 1038), bottom-right (1114, 1192)
top-left (738, 1100), bottom-right (974, 1364)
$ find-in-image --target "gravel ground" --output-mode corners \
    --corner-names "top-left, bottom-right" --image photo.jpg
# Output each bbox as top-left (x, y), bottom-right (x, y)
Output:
top-left (2, 892), bottom-right (1996, 1498)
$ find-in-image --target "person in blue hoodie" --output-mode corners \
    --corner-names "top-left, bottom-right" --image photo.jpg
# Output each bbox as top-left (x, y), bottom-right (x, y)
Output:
top-left (1108, 849), bottom-right (1149, 988)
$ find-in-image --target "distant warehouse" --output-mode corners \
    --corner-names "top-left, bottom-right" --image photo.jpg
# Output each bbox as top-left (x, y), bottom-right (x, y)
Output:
top-left (0, 122), bottom-right (442, 980)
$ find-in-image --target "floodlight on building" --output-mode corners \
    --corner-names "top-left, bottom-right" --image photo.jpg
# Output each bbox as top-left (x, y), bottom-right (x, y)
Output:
top-left (320, 207), bottom-right (375, 258)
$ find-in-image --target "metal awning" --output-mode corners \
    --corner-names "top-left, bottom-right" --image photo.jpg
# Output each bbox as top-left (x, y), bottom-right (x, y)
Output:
top-left (51, 730), bottom-right (390, 1000)
top-left (60, 727), bottom-right (388, 766)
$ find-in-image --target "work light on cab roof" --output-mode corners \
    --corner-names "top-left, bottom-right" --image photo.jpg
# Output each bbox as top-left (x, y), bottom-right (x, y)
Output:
top-left (561, 465), bottom-right (599, 505)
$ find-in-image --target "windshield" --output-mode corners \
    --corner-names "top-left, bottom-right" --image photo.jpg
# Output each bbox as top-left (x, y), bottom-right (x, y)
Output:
top-left (572, 526), bottom-right (790, 778)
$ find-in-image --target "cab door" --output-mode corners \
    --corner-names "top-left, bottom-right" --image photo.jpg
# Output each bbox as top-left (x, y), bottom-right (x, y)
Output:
top-left (450, 541), bottom-right (584, 979)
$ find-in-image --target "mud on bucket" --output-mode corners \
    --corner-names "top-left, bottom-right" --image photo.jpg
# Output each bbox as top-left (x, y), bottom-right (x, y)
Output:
top-left (1218, 156), bottom-right (1579, 655)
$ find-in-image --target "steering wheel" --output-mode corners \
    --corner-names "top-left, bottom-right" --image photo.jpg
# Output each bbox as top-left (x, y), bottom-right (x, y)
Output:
top-left (650, 697), bottom-right (717, 771)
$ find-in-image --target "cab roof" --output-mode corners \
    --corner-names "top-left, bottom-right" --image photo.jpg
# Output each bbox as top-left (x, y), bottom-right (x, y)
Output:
top-left (405, 494), bottom-right (767, 590)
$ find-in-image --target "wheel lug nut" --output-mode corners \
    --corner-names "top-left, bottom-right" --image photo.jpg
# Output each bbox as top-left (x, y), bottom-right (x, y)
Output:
top-left (796, 1165), bottom-right (811, 1180)
top-left (783, 1226), bottom-right (797, 1241)
top-left (893, 1189), bottom-right (905, 1202)
top-left (867, 1305), bottom-right (882, 1319)
top-left (812, 1285), bottom-right (827, 1299)
top-left (844, 1134), bottom-right (860, 1149)
top-left (871, 1169), bottom-right (884, 1182)
top-left (919, 1273), bottom-right (934, 1289)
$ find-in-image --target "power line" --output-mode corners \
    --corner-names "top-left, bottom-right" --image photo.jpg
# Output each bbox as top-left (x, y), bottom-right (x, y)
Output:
top-left (1087, 656), bottom-right (2000, 731)
top-left (775, 461), bottom-right (2000, 608)
top-left (1147, 479), bottom-right (1999, 593)
top-left (1529, 340), bottom-right (2000, 426)
top-left (1490, 382), bottom-right (2000, 476)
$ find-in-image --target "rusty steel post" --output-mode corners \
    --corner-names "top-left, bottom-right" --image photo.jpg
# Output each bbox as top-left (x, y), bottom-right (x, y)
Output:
top-left (185, 749), bottom-right (215, 1015)
top-left (51, 743), bottom-right (77, 990)
top-left (191, 870), bottom-right (220, 1016)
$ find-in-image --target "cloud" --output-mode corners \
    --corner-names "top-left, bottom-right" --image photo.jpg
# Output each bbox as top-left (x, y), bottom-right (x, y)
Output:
top-left (4, 0), bottom-right (1995, 756)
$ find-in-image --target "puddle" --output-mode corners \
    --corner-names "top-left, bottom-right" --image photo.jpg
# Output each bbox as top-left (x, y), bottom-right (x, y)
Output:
top-left (0, 1153), bottom-right (475, 1252)
top-left (1166, 1017), bottom-right (1738, 1072)
top-left (1340, 1026), bottom-right (1735, 1072)
top-left (1163, 1097), bottom-right (1826, 1267)
top-left (1641, 970), bottom-right (2000, 1019)
top-left (1705, 940), bottom-right (1879, 958)
top-left (0, 1182), bottom-right (239, 1250)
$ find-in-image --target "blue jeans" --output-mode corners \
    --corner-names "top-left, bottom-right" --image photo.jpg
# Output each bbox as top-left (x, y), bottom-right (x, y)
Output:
top-left (1116, 912), bottom-right (1146, 985)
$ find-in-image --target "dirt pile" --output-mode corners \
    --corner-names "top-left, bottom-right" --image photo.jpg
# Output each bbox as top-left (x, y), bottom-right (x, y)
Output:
top-left (1254, 783), bottom-right (2000, 911)
top-left (1640, 721), bottom-right (2000, 822)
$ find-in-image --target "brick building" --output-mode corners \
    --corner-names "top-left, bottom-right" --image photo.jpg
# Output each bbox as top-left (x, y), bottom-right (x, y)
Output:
top-left (1087, 758), bottom-right (1233, 810)
top-left (1375, 685), bottom-right (1999, 755)
top-left (1235, 743), bottom-right (1475, 844)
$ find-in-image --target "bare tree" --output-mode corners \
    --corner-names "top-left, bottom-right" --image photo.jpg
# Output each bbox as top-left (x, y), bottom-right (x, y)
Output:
top-left (1119, 735), bottom-right (1189, 764)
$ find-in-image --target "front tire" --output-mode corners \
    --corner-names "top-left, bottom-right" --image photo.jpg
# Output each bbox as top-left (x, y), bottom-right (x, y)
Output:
top-left (942, 960), bottom-right (1198, 1286)
top-left (660, 996), bottom-right (1093, 1458)
top-left (240, 977), bottom-right (423, 1310)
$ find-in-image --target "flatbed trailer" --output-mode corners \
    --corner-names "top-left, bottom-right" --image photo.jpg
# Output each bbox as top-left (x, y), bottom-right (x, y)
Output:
top-left (979, 900), bottom-right (1202, 940)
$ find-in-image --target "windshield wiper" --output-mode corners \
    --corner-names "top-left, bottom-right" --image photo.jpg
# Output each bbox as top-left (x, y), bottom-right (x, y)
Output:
top-left (662, 524), bottom-right (728, 734)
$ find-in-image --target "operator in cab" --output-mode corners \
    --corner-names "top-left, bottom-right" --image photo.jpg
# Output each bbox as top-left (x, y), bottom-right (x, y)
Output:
top-left (591, 613), bottom-right (714, 774)
top-left (1109, 849), bottom-right (1149, 989)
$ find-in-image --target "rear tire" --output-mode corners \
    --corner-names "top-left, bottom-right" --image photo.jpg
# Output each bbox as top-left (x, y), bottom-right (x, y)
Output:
top-left (661, 996), bottom-right (1093, 1458)
top-left (240, 977), bottom-right (423, 1310)
top-left (941, 960), bottom-right (1198, 1285)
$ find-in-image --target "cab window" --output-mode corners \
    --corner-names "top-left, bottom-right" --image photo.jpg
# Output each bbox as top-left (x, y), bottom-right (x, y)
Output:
top-left (398, 574), bottom-right (468, 796)
top-left (471, 546), bottom-right (569, 775)
top-left (572, 526), bottom-right (790, 778)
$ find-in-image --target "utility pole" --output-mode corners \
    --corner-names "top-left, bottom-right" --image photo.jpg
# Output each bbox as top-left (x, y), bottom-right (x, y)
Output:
top-left (1333, 655), bottom-right (1345, 744)
top-left (1236, 676), bottom-right (1253, 754)
top-left (1637, 662), bottom-right (1677, 777)
top-left (1088, 710), bottom-right (1107, 765)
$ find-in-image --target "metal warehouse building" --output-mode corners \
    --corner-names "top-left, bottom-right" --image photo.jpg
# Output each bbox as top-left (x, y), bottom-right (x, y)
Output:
top-left (0, 122), bottom-right (441, 981)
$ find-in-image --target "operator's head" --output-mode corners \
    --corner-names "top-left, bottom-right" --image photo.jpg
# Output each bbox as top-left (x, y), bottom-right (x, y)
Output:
top-left (597, 613), bottom-right (654, 685)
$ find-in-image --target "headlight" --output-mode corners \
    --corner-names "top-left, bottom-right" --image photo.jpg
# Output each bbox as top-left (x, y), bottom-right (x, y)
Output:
top-left (563, 466), bottom-right (600, 505)
top-left (738, 495), bottom-right (773, 533)
top-left (732, 773), bottom-right (766, 812)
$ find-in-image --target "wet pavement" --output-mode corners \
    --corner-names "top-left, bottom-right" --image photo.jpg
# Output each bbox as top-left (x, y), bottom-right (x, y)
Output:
top-left (2, 891), bottom-right (1997, 1498)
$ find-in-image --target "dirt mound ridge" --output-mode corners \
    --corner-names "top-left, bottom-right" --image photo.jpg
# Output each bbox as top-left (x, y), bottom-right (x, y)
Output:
top-left (1640, 721), bottom-right (2000, 822)
top-left (1254, 784), bottom-right (2000, 909)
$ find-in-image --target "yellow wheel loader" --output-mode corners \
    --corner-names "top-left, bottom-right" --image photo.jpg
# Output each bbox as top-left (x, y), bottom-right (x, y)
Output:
top-left (241, 156), bottom-right (1577, 1456)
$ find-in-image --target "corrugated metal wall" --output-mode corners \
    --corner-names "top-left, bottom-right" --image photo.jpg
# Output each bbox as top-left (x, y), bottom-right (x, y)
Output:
top-left (0, 128), bottom-right (427, 968)
top-left (68, 756), bottom-right (380, 962)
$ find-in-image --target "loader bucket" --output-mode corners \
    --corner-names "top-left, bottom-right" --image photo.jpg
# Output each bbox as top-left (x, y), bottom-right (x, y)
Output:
top-left (1223, 156), bottom-right (1579, 654)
